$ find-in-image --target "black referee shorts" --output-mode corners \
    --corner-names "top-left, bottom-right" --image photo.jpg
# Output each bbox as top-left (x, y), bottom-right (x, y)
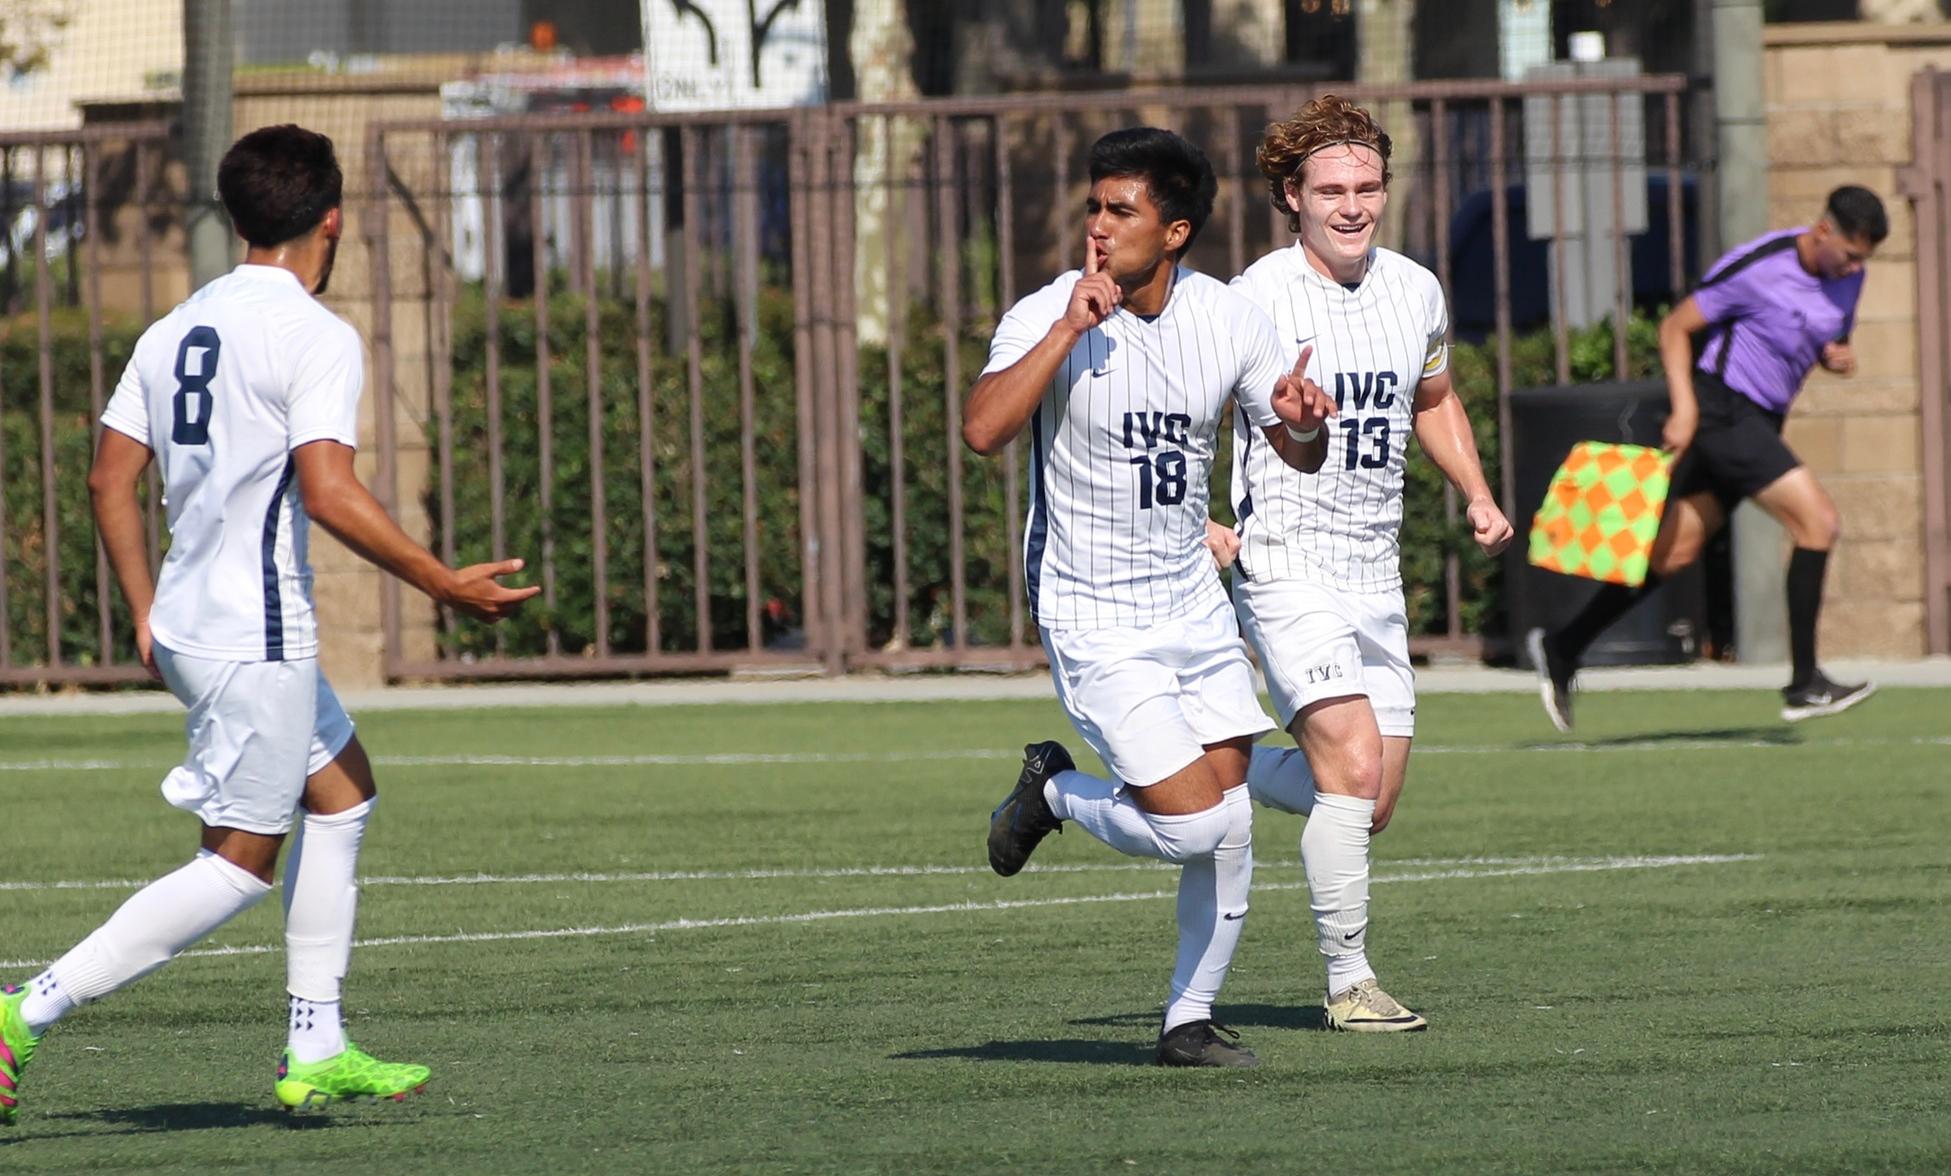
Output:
top-left (1668, 371), bottom-right (1800, 514)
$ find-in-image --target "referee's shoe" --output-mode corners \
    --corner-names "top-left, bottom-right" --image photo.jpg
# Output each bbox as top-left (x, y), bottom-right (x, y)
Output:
top-left (1781, 671), bottom-right (1876, 722)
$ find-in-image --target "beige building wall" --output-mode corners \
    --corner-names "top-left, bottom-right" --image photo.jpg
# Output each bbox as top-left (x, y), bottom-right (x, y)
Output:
top-left (1762, 22), bottom-right (1951, 658)
top-left (0, 0), bottom-right (181, 132)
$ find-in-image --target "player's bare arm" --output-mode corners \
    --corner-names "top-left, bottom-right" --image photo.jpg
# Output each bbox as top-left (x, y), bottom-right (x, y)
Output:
top-left (1657, 297), bottom-right (1710, 454)
top-left (962, 236), bottom-right (1122, 455)
top-left (86, 427), bottom-right (161, 676)
top-left (1266, 342), bottom-right (1334, 474)
top-left (1411, 369), bottom-right (1513, 556)
top-left (292, 440), bottom-right (539, 622)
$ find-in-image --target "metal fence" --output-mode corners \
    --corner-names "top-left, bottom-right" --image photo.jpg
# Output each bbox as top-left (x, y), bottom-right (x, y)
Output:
top-left (0, 121), bottom-right (178, 686)
top-left (364, 75), bottom-right (1701, 680)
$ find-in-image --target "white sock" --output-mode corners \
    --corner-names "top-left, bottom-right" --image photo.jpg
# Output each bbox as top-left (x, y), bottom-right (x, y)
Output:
top-left (1163, 787), bottom-right (1253, 1033)
top-left (288, 996), bottom-right (347, 1064)
top-left (1302, 792), bottom-right (1375, 997)
top-left (1045, 770), bottom-right (1167, 860)
top-left (30, 852), bottom-right (271, 1034)
top-left (18, 969), bottom-right (75, 1035)
top-left (1247, 744), bottom-right (1318, 816)
top-left (283, 799), bottom-right (371, 1062)
top-left (1327, 950), bottom-right (1375, 998)
top-left (283, 799), bottom-right (373, 1004)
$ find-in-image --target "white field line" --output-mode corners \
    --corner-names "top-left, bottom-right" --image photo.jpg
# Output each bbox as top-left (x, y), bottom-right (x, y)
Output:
top-left (0, 854), bottom-right (1759, 971)
top-left (0, 854), bottom-right (1664, 894)
top-left (0, 735), bottom-right (1945, 775)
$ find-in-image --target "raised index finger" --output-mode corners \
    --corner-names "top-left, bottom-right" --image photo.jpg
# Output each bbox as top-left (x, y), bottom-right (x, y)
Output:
top-left (1292, 343), bottom-right (1313, 378)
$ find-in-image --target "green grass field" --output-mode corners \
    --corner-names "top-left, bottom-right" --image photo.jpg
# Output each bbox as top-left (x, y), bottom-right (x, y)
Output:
top-left (1, 686), bottom-right (1947, 1174)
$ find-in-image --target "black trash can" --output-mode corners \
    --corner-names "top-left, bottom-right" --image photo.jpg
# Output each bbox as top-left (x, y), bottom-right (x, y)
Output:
top-left (1506, 380), bottom-right (1705, 669)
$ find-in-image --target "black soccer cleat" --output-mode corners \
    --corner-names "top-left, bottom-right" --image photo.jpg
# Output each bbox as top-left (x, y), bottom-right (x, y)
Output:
top-left (1781, 672), bottom-right (1876, 723)
top-left (1526, 627), bottom-right (1576, 734)
top-left (1156, 1020), bottom-right (1259, 1069)
top-left (986, 740), bottom-right (1071, 877)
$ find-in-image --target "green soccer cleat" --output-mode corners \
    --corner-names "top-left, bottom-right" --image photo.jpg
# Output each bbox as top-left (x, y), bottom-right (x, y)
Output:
top-left (0, 984), bottom-right (42, 1126)
top-left (275, 1043), bottom-right (430, 1111)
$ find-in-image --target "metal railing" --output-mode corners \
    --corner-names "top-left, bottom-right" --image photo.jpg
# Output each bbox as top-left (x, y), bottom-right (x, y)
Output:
top-left (367, 75), bottom-right (1700, 679)
top-left (0, 121), bottom-right (178, 686)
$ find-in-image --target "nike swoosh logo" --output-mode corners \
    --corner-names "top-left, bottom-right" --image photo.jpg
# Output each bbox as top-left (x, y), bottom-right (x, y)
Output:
top-left (1295, 335), bottom-right (1316, 348)
top-left (1342, 930), bottom-right (1361, 941)
top-left (1223, 911), bottom-right (1246, 921)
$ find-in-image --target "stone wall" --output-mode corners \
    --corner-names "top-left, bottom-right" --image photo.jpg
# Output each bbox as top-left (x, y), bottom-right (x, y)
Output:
top-left (1764, 22), bottom-right (1951, 657)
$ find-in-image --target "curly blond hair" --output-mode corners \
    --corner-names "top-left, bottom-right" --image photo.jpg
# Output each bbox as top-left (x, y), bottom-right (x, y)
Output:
top-left (1258, 94), bottom-right (1393, 235)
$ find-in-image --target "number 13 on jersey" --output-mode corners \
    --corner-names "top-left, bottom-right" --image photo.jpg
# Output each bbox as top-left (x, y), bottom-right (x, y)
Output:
top-left (172, 326), bottom-right (221, 446)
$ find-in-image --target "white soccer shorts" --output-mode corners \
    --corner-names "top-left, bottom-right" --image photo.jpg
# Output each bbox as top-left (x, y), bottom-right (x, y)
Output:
top-left (1040, 593), bottom-right (1277, 787)
top-left (153, 644), bottom-right (357, 835)
top-left (1235, 576), bottom-right (1417, 737)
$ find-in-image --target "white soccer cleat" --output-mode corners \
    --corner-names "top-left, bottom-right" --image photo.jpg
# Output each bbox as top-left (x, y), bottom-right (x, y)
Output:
top-left (1325, 979), bottom-right (1427, 1032)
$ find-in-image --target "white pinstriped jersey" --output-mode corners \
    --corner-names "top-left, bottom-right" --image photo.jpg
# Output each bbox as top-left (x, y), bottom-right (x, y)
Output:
top-left (101, 265), bottom-right (363, 662)
top-left (983, 267), bottom-right (1287, 630)
top-left (1229, 246), bottom-right (1448, 592)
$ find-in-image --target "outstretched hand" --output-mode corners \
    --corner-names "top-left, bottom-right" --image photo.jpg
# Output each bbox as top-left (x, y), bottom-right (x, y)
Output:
top-left (445, 558), bottom-right (542, 623)
top-left (1271, 344), bottom-right (1336, 432)
top-left (1063, 236), bottom-right (1122, 333)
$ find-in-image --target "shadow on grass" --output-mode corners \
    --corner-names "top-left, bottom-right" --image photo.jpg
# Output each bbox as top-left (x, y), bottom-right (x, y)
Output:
top-left (893, 1040), bottom-right (1153, 1066)
top-left (18, 1100), bottom-right (384, 1138)
top-left (1520, 725), bottom-right (1799, 751)
top-left (1069, 1006), bottom-right (1331, 1033)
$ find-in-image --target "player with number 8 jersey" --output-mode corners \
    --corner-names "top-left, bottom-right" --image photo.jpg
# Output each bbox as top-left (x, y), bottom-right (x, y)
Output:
top-left (1, 125), bottom-right (537, 1127)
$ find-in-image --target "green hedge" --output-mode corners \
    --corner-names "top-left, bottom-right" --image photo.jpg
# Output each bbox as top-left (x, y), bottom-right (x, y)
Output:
top-left (0, 309), bottom-right (144, 670)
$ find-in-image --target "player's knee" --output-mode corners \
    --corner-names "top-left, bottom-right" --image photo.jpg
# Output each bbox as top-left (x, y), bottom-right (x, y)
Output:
top-left (1148, 801), bottom-right (1232, 863)
top-left (1813, 504), bottom-right (1841, 549)
top-left (1319, 747), bottom-right (1383, 802)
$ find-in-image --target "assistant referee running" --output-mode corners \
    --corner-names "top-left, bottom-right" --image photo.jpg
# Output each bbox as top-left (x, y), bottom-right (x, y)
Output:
top-left (1529, 184), bottom-right (1888, 729)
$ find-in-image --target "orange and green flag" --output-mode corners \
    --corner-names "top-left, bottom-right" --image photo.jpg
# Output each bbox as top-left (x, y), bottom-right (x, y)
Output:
top-left (1527, 441), bottom-right (1674, 587)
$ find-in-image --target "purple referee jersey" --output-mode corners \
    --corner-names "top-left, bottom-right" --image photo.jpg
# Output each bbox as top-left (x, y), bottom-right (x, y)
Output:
top-left (1691, 227), bottom-right (1864, 414)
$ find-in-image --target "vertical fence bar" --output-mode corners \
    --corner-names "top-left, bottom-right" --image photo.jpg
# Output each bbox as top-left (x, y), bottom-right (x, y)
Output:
top-left (483, 133), bottom-right (509, 655)
top-left (530, 134), bottom-right (560, 656)
top-left (1228, 104), bottom-right (1247, 280)
top-left (84, 144), bottom-right (113, 662)
top-left (806, 114), bottom-right (846, 673)
top-left (577, 129), bottom-right (611, 657)
top-left (1665, 91), bottom-right (1685, 299)
top-left (1052, 117), bottom-right (1073, 269)
top-left (1549, 92), bottom-right (1571, 386)
top-left (635, 122), bottom-right (662, 655)
top-left (431, 131), bottom-right (457, 640)
top-left (368, 131), bottom-right (401, 674)
top-left (681, 125), bottom-right (712, 653)
top-left (885, 115), bottom-right (911, 650)
top-left (138, 141), bottom-right (161, 572)
top-left (834, 118), bottom-right (866, 659)
top-left (935, 117), bottom-right (968, 651)
top-left (1491, 96), bottom-right (1516, 515)
top-left (735, 124), bottom-right (763, 653)
top-left (790, 116), bottom-right (825, 666)
top-left (1610, 92), bottom-right (1630, 380)
top-left (1433, 98), bottom-right (1462, 642)
top-left (994, 113), bottom-right (1023, 654)
top-left (34, 146), bottom-right (61, 667)
top-left (0, 158), bottom-right (10, 670)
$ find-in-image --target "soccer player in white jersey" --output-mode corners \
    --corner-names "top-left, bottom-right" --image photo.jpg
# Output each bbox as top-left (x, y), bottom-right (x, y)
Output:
top-left (968, 128), bottom-right (1333, 1068)
top-left (1224, 96), bottom-right (1513, 1031)
top-left (0, 125), bottom-right (536, 1123)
